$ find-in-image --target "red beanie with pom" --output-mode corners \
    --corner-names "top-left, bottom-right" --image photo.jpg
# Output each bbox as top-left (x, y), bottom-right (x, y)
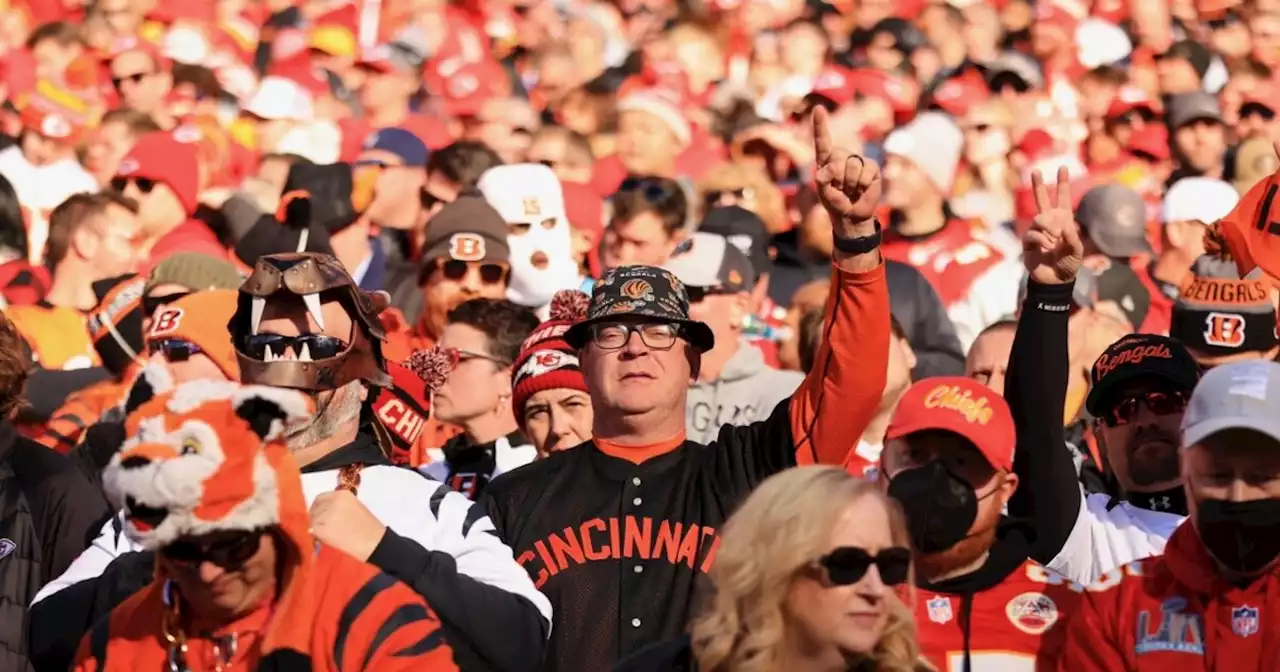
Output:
top-left (374, 345), bottom-right (455, 466)
top-left (511, 290), bottom-right (591, 428)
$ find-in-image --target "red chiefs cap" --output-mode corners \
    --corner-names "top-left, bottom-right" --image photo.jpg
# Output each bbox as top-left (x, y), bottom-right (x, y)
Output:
top-left (885, 377), bottom-right (1016, 472)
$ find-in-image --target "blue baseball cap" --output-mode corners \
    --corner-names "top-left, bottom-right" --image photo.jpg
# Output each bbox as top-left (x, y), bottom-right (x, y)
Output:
top-left (358, 127), bottom-right (428, 167)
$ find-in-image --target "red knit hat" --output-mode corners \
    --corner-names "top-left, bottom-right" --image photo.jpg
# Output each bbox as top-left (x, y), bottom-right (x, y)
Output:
top-left (511, 290), bottom-right (591, 428)
top-left (116, 131), bottom-right (200, 216)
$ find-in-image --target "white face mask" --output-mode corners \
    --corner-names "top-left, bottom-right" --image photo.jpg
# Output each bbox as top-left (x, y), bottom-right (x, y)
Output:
top-left (506, 214), bottom-right (580, 307)
top-left (478, 164), bottom-right (583, 307)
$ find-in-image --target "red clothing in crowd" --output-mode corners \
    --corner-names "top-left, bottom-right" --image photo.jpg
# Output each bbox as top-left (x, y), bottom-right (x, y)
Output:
top-left (147, 219), bottom-right (226, 268)
top-left (880, 218), bottom-right (1007, 307)
top-left (1060, 523), bottom-right (1280, 671)
top-left (915, 559), bottom-right (1081, 672)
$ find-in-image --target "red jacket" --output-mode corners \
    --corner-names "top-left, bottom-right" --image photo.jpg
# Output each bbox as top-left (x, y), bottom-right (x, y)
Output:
top-left (147, 219), bottom-right (227, 267)
top-left (1060, 522), bottom-right (1280, 671)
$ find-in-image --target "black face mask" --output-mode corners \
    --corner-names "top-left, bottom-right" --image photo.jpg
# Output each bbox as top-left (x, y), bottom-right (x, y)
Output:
top-left (1127, 486), bottom-right (1188, 516)
top-left (887, 461), bottom-right (979, 554)
top-left (1197, 498), bottom-right (1280, 575)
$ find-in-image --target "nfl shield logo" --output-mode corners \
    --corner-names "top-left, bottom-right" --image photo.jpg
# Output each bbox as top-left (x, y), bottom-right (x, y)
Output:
top-left (1232, 605), bottom-right (1259, 637)
top-left (927, 596), bottom-right (953, 624)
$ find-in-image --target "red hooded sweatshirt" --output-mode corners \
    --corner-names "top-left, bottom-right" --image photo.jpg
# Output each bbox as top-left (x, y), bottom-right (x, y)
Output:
top-left (1060, 521), bottom-right (1280, 671)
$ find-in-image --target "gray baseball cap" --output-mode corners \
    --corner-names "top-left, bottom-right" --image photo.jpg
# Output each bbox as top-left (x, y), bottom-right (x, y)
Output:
top-left (1182, 360), bottom-right (1280, 447)
top-left (1166, 91), bottom-right (1224, 130)
top-left (1076, 184), bottom-right (1152, 258)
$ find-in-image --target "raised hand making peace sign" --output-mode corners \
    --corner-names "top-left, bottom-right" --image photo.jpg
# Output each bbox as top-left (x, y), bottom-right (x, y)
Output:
top-left (812, 106), bottom-right (881, 239)
top-left (1024, 166), bottom-right (1084, 285)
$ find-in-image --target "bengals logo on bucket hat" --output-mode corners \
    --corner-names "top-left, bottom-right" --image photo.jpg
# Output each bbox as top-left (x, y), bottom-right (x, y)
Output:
top-left (564, 265), bottom-right (714, 352)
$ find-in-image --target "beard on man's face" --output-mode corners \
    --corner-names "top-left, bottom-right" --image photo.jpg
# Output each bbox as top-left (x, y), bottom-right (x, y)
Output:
top-left (284, 383), bottom-right (362, 451)
top-left (1123, 423), bottom-right (1181, 488)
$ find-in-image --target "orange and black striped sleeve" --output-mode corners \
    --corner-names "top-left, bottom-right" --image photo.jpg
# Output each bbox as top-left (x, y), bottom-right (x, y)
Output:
top-left (324, 567), bottom-right (459, 672)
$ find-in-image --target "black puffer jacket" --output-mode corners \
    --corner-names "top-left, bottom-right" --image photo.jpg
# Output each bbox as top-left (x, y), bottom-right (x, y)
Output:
top-left (0, 421), bottom-right (110, 671)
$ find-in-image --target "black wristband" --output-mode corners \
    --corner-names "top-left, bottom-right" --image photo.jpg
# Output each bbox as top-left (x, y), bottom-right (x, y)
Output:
top-left (832, 218), bottom-right (882, 254)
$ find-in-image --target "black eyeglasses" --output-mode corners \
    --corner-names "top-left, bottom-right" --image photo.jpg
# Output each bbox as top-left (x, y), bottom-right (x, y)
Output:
top-left (1102, 390), bottom-right (1190, 428)
top-left (143, 292), bottom-right (191, 316)
top-left (162, 531), bottom-right (263, 570)
top-left (615, 176), bottom-right (678, 204)
top-left (588, 322), bottom-right (683, 351)
top-left (110, 176), bottom-right (157, 194)
top-left (111, 71), bottom-right (152, 91)
top-left (241, 333), bottom-right (349, 361)
top-left (426, 259), bottom-right (508, 285)
top-left (150, 339), bottom-right (202, 362)
top-left (816, 546), bottom-right (911, 586)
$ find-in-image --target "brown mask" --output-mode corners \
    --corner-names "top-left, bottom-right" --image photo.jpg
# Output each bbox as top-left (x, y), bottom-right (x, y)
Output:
top-left (229, 253), bottom-right (392, 391)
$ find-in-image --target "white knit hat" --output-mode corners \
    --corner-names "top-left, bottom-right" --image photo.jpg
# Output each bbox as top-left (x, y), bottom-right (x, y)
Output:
top-left (617, 91), bottom-right (691, 146)
top-left (883, 112), bottom-right (964, 195)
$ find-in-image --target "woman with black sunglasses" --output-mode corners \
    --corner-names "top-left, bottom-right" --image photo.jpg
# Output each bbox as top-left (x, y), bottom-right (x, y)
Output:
top-left (617, 467), bottom-right (926, 672)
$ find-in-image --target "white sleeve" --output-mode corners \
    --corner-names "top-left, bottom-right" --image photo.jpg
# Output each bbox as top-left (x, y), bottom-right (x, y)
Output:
top-left (1045, 491), bottom-right (1182, 585)
top-left (427, 482), bottom-right (555, 626)
top-left (946, 262), bottom-right (1023, 352)
top-left (31, 511), bottom-right (140, 604)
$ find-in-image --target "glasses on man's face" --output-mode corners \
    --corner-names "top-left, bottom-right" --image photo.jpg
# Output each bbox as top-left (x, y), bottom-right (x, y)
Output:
top-left (615, 176), bottom-right (678, 205)
top-left (1115, 108), bottom-right (1158, 126)
top-left (441, 346), bottom-right (510, 369)
top-left (589, 322), bottom-right (683, 351)
top-left (241, 333), bottom-right (349, 361)
top-left (110, 176), bottom-right (156, 195)
top-left (150, 338), bottom-right (202, 362)
top-left (1102, 390), bottom-right (1190, 428)
top-left (1242, 104), bottom-right (1277, 122)
top-left (111, 71), bottom-right (151, 92)
top-left (430, 259), bottom-right (508, 285)
top-left (162, 531), bottom-right (263, 570)
top-left (703, 187), bottom-right (752, 210)
top-left (815, 546), bottom-right (911, 586)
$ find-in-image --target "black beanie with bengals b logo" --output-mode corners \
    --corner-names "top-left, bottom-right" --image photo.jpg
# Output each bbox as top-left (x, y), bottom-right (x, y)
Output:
top-left (1170, 255), bottom-right (1277, 358)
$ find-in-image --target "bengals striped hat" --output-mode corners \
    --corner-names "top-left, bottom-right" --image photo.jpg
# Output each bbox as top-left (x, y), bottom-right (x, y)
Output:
top-left (1171, 255), bottom-right (1276, 358)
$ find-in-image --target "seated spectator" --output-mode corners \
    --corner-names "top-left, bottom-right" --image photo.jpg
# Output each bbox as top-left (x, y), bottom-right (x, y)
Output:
top-left (696, 163), bottom-right (788, 234)
top-left (423, 298), bottom-right (540, 497)
top-left (84, 108), bottom-right (161, 188)
top-left (662, 232), bottom-right (803, 443)
top-left (112, 131), bottom-right (225, 264)
top-left (1171, 256), bottom-right (1279, 369)
top-left (77, 382), bottom-right (457, 671)
top-left (6, 193), bottom-right (142, 371)
top-left (510, 290), bottom-right (593, 457)
top-left (527, 125), bottom-right (596, 184)
top-left (141, 289), bottom-right (240, 384)
top-left (600, 175), bottom-right (688, 270)
top-left (618, 466), bottom-right (926, 671)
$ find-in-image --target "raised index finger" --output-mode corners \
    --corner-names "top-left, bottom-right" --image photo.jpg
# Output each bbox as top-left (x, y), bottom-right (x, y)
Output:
top-left (812, 105), bottom-right (832, 165)
top-left (1055, 165), bottom-right (1071, 209)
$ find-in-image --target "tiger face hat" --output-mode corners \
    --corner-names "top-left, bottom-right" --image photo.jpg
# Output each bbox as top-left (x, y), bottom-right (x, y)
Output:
top-left (103, 373), bottom-right (314, 551)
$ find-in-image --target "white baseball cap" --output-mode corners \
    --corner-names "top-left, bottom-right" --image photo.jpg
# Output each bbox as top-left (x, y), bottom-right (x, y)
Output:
top-left (243, 76), bottom-right (314, 122)
top-left (1162, 177), bottom-right (1239, 224)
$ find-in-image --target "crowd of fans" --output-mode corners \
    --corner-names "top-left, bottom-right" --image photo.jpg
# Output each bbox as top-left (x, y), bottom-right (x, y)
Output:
top-left (3, 0), bottom-right (1280, 670)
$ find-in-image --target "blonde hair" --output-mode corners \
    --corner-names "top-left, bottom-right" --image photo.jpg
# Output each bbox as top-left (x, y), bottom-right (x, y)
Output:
top-left (691, 467), bottom-right (927, 672)
top-left (696, 163), bottom-right (789, 234)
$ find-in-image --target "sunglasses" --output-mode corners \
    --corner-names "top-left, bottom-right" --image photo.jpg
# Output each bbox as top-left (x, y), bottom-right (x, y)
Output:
top-left (150, 339), bottom-right (202, 362)
top-left (1102, 390), bottom-right (1190, 428)
top-left (143, 292), bottom-right (191, 316)
top-left (162, 531), bottom-right (263, 569)
top-left (704, 188), bottom-right (752, 208)
top-left (427, 259), bottom-right (508, 285)
top-left (420, 188), bottom-right (452, 211)
top-left (685, 286), bottom-right (736, 303)
top-left (110, 176), bottom-right (157, 194)
top-left (615, 176), bottom-right (678, 204)
top-left (816, 546), bottom-right (911, 586)
top-left (1114, 108), bottom-right (1158, 125)
top-left (241, 333), bottom-right (348, 361)
top-left (1241, 103), bottom-right (1277, 121)
top-left (111, 71), bottom-right (151, 91)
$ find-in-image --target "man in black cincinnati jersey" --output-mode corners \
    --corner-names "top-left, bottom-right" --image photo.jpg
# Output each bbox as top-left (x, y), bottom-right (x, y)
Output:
top-left (480, 108), bottom-right (893, 671)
